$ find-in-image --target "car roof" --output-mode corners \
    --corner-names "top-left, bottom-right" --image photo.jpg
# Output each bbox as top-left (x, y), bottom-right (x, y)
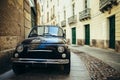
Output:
top-left (33, 25), bottom-right (60, 27)
top-left (32, 25), bottom-right (63, 30)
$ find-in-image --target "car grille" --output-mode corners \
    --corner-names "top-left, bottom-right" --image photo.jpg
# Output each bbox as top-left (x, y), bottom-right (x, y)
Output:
top-left (24, 51), bottom-right (61, 59)
top-left (21, 44), bottom-right (61, 59)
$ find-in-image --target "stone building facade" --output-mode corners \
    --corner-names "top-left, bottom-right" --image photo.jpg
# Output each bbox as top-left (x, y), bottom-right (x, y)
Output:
top-left (0, 0), bottom-right (41, 74)
top-left (0, 0), bottom-right (25, 51)
top-left (41, 0), bottom-right (120, 52)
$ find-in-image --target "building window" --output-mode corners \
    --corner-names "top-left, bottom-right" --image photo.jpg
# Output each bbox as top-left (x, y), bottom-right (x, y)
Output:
top-left (47, 12), bottom-right (49, 22)
top-left (47, 0), bottom-right (49, 8)
top-left (64, 10), bottom-right (66, 20)
top-left (51, 8), bottom-right (52, 20)
top-left (72, 3), bottom-right (75, 15)
top-left (53, 6), bottom-right (55, 18)
top-left (85, 0), bottom-right (90, 8)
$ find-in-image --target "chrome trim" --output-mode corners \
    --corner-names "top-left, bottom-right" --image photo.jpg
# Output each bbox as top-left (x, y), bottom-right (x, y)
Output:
top-left (28, 50), bottom-right (52, 52)
top-left (11, 58), bottom-right (69, 64)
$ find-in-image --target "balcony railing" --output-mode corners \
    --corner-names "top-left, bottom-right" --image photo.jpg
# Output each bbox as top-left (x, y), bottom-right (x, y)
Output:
top-left (100, 0), bottom-right (118, 12)
top-left (61, 20), bottom-right (66, 27)
top-left (68, 15), bottom-right (77, 24)
top-left (79, 8), bottom-right (91, 21)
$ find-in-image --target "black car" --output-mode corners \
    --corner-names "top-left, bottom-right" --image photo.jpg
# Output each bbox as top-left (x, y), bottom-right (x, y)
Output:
top-left (11, 25), bottom-right (71, 74)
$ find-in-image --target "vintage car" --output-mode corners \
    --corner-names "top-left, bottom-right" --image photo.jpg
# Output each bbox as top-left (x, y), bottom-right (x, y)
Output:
top-left (11, 25), bottom-right (71, 74)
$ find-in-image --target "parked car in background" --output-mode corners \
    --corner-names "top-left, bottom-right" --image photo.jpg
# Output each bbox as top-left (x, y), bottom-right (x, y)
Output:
top-left (11, 25), bottom-right (71, 74)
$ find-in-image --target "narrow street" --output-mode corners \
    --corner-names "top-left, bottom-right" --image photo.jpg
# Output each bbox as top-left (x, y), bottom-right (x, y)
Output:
top-left (1, 0), bottom-right (120, 80)
top-left (0, 52), bottom-right (91, 80)
top-left (1, 45), bottom-right (120, 80)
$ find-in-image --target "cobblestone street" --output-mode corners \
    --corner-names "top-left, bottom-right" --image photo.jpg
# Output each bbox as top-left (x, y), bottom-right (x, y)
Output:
top-left (72, 49), bottom-right (120, 80)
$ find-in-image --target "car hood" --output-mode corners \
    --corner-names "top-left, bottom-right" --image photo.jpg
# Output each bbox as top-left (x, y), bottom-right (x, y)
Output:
top-left (22, 36), bottom-right (66, 44)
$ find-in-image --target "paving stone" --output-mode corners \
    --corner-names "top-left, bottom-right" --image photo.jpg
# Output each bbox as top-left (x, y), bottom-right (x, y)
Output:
top-left (72, 50), bottom-right (120, 80)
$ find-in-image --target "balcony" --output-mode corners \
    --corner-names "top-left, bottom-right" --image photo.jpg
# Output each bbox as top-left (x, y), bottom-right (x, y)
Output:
top-left (61, 20), bottom-right (66, 27)
top-left (79, 8), bottom-right (91, 21)
top-left (100, 0), bottom-right (118, 12)
top-left (68, 15), bottom-right (77, 24)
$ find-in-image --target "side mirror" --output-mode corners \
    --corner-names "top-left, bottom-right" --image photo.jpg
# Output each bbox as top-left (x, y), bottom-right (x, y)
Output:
top-left (63, 33), bottom-right (66, 38)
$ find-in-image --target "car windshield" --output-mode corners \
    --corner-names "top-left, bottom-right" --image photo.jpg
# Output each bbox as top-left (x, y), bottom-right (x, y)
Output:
top-left (29, 26), bottom-right (64, 37)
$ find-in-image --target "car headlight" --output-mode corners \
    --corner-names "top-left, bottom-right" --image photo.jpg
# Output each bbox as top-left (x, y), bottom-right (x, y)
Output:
top-left (58, 46), bottom-right (64, 53)
top-left (17, 45), bottom-right (23, 53)
top-left (14, 53), bottom-right (19, 58)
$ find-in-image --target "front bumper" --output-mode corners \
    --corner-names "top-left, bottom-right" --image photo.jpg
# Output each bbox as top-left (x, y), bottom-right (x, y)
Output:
top-left (11, 58), bottom-right (69, 65)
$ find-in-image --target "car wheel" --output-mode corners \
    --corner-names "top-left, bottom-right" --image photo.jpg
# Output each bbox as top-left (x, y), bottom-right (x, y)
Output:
top-left (12, 64), bottom-right (26, 74)
top-left (63, 63), bottom-right (70, 74)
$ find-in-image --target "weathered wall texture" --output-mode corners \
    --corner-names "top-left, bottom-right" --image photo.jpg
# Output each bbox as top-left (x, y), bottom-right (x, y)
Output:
top-left (0, 0), bottom-right (24, 51)
top-left (0, 0), bottom-right (31, 52)
top-left (0, 0), bottom-right (31, 74)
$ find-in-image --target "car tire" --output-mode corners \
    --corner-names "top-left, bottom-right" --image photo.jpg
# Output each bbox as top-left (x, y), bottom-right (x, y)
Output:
top-left (12, 64), bottom-right (26, 74)
top-left (63, 63), bottom-right (70, 74)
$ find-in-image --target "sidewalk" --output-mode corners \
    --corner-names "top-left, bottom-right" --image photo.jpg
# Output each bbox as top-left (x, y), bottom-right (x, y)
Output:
top-left (69, 45), bottom-right (120, 72)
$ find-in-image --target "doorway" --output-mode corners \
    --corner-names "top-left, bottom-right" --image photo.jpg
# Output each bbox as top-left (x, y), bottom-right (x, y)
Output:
top-left (85, 24), bottom-right (90, 45)
top-left (109, 15), bottom-right (115, 49)
top-left (72, 27), bottom-right (76, 44)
